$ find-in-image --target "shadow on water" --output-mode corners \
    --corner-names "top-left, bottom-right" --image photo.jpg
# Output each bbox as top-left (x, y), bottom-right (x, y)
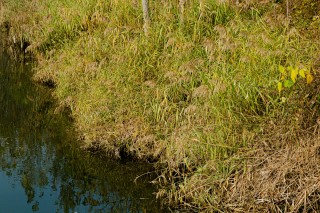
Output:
top-left (0, 46), bottom-right (165, 212)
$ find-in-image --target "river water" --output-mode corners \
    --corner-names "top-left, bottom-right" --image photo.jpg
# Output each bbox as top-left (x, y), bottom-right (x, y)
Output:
top-left (0, 47), bottom-right (164, 212)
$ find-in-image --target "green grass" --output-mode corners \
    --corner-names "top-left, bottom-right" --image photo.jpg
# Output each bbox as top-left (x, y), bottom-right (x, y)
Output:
top-left (1, 0), bottom-right (320, 211)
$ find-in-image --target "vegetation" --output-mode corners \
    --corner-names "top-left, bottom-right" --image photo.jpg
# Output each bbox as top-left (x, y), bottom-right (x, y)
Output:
top-left (1, 0), bottom-right (320, 211)
top-left (0, 51), bottom-right (161, 212)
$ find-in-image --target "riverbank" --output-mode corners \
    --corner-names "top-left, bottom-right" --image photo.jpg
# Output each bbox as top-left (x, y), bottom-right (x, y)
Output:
top-left (1, 0), bottom-right (320, 211)
top-left (0, 46), bottom-right (163, 212)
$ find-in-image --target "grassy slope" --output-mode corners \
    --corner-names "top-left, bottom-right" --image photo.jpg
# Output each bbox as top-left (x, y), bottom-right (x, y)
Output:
top-left (1, 0), bottom-right (320, 211)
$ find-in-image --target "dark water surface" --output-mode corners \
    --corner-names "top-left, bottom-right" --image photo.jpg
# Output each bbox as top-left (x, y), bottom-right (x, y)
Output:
top-left (0, 47), bottom-right (163, 212)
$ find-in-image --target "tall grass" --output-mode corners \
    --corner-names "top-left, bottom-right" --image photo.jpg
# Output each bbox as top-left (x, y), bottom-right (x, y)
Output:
top-left (1, 0), bottom-right (320, 211)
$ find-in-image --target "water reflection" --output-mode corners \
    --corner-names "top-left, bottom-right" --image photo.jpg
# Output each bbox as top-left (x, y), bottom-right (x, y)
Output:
top-left (0, 47), bottom-right (162, 212)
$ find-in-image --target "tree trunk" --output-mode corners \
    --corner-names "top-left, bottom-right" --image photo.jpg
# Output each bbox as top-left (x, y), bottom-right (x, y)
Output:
top-left (142, 0), bottom-right (150, 35)
top-left (179, 0), bottom-right (186, 24)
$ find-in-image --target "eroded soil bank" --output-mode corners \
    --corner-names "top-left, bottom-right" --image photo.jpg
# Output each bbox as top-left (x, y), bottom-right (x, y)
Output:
top-left (1, 0), bottom-right (320, 211)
